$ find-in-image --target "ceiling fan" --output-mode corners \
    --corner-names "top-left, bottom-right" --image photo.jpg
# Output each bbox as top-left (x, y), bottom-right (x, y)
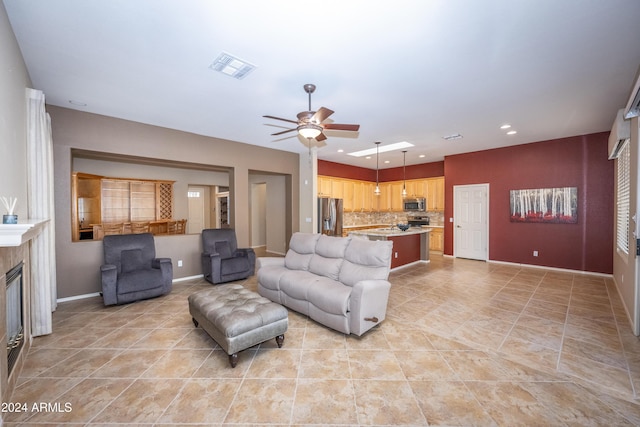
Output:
top-left (263, 83), bottom-right (360, 142)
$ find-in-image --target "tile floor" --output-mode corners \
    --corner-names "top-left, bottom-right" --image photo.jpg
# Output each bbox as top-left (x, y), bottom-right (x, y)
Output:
top-left (4, 253), bottom-right (640, 425)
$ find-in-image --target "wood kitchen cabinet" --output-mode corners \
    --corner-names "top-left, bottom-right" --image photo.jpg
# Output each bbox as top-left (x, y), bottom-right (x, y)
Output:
top-left (342, 179), bottom-right (355, 211)
top-left (318, 176), bottom-right (333, 197)
top-left (317, 175), bottom-right (444, 212)
top-left (429, 228), bottom-right (444, 251)
top-left (425, 177), bottom-right (445, 211)
top-left (390, 182), bottom-right (404, 211)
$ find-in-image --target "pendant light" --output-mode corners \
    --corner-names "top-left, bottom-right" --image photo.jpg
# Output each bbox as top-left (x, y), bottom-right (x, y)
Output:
top-left (374, 141), bottom-right (381, 195)
top-left (402, 150), bottom-right (407, 197)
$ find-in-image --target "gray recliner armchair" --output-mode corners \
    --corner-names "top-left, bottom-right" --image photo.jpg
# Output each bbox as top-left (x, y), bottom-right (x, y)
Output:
top-left (101, 233), bottom-right (173, 305)
top-left (201, 228), bottom-right (256, 284)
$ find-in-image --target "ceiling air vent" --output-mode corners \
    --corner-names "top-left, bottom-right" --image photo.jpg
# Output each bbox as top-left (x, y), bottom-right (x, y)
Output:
top-left (209, 52), bottom-right (256, 80)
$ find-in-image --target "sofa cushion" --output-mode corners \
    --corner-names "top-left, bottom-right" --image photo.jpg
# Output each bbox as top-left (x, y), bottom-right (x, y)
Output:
top-left (220, 256), bottom-right (250, 275)
top-left (121, 249), bottom-right (146, 273)
top-left (307, 277), bottom-right (352, 316)
top-left (308, 235), bottom-right (350, 280)
top-left (339, 238), bottom-right (393, 287)
top-left (118, 268), bottom-right (163, 293)
top-left (284, 233), bottom-right (320, 270)
top-left (280, 270), bottom-right (319, 301)
top-left (257, 265), bottom-right (288, 291)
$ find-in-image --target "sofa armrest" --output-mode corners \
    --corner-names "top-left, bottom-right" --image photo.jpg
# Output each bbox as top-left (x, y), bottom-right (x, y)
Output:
top-left (349, 279), bottom-right (391, 336)
top-left (100, 264), bottom-right (118, 306)
top-left (201, 252), bottom-right (222, 283)
top-left (151, 257), bottom-right (172, 269)
top-left (256, 257), bottom-right (285, 270)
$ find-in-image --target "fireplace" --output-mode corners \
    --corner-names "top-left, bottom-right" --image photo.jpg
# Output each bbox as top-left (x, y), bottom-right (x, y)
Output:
top-left (6, 261), bottom-right (24, 375)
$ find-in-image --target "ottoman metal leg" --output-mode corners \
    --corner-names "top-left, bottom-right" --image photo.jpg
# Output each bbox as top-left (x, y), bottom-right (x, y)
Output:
top-left (276, 334), bottom-right (284, 348)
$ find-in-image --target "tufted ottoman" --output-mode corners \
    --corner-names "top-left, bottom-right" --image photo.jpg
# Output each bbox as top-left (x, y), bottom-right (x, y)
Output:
top-left (188, 284), bottom-right (288, 367)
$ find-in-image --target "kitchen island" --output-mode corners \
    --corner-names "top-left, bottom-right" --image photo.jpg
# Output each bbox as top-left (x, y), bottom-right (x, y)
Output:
top-left (348, 227), bottom-right (431, 269)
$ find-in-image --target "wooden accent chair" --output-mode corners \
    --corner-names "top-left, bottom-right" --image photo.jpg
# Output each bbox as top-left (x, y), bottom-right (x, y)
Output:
top-left (166, 220), bottom-right (177, 234)
top-left (103, 223), bottom-right (124, 236)
top-left (131, 221), bottom-right (150, 234)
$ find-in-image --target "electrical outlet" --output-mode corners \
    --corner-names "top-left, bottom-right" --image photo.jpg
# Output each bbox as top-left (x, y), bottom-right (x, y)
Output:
top-left (533, 251), bottom-right (538, 257)
top-left (177, 260), bottom-right (183, 267)
top-left (395, 252), bottom-right (398, 258)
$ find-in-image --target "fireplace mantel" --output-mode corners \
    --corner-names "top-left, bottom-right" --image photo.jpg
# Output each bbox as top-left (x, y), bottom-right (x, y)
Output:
top-left (0, 219), bottom-right (49, 247)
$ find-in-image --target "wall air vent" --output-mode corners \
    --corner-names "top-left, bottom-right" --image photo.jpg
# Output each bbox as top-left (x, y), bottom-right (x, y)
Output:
top-left (209, 52), bottom-right (256, 80)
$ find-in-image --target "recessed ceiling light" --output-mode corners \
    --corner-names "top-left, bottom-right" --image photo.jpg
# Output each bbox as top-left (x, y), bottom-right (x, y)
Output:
top-left (507, 130), bottom-right (517, 135)
top-left (419, 154), bottom-right (426, 158)
top-left (337, 149), bottom-right (344, 153)
top-left (384, 160), bottom-right (390, 164)
top-left (365, 156), bottom-right (372, 159)
top-left (500, 124), bottom-right (511, 129)
top-left (348, 141), bottom-right (414, 157)
top-left (209, 52), bottom-right (256, 80)
top-left (442, 133), bottom-right (463, 141)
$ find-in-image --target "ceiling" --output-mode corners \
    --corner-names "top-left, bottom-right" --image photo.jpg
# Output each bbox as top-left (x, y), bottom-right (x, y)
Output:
top-left (4, 0), bottom-right (640, 169)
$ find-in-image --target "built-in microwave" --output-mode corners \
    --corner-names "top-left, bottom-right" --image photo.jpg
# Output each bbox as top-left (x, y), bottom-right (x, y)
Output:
top-left (403, 197), bottom-right (426, 212)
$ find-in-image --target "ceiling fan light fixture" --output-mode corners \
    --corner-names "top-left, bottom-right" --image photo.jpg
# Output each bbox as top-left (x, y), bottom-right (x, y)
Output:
top-left (297, 123), bottom-right (322, 139)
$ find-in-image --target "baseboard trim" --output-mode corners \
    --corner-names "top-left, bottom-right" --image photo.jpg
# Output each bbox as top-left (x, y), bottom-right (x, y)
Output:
top-left (391, 259), bottom-right (430, 271)
top-left (57, 292), bottom-right (101, 303)
top-left (172, 274), bottom-right (204, 282)
top-left (56, 275), bottom-right (205, 303)
top-left (487, 259), bottom-right (613, 278)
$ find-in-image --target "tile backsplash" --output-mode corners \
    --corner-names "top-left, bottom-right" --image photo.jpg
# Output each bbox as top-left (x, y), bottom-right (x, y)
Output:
top-left (344, 211), bottom-right (444, 227)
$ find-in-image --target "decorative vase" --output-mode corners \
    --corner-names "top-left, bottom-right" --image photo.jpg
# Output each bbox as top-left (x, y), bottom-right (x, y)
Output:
top-left (3, 214), bottom-right (18, 224)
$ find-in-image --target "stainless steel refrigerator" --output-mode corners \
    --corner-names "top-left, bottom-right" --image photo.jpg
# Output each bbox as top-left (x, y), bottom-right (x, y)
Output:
top-left (318, 197), bottom-right (343, 236)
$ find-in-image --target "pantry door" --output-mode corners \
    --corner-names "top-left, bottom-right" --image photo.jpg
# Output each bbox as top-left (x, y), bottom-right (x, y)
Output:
top-left (454, 184), bottom-right (489, 261)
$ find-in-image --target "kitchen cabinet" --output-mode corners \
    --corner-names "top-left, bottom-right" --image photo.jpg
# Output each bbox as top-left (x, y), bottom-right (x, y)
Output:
top-left (390, 182), bottom-right (404, 211)
top-left (429, 228), bottom-right (444, 251)
top-left (317, 175), bottom-right (444, 212)
top-left (342, 179), bottom-right (355, 211)
top-left (318, 176), bottom-right (332, 197)
top-left (376, 182), bottom-right (390, 211)
top-left (404, 180), bottom-right (423, 198)
top-left (425, 177), bottom-right (444, 211)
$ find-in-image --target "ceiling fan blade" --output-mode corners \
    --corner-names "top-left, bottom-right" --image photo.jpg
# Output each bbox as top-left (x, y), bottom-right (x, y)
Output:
top-left (271, 128), bottom-right (297, 136)
top-left (323, 123), bottom-right (360, 132)
top-left (311, 107), bottom-right (334, 123)
top-left (263, 115), bottom-right (299, 125)
top-left (315, 132), bottom-right (327, 142)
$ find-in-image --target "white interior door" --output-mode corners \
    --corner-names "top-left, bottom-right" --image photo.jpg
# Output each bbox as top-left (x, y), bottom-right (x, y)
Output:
top-left (454, 184), bottom-right (489, 260)
top-left (187, 186), bottom-right (205, 234)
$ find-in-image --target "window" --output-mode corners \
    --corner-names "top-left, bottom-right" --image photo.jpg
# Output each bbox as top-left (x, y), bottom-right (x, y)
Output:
top-left (616, 139), bottom-right (630, 254)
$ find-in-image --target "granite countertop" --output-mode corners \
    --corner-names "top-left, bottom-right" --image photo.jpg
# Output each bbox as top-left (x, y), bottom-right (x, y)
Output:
top-left (348, 227), bottom-right (432, 237)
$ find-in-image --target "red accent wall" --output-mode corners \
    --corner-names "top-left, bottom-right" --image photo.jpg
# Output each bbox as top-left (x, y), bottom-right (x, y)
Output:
top-left (444, 132), bottom-right (613, 274)
top-left (318, 159), bottom-right (444, 182)
top-left (318, 160), bottom-right (376, 181)
top-left (380, 161), bottom-right (445, 181)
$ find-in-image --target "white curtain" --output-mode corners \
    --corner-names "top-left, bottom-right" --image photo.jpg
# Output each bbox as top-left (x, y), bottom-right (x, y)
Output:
top-left (26, 88), bottom-right (57, 336)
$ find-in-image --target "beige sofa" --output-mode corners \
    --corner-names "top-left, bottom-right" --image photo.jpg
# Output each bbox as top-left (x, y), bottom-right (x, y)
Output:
top-left (257, 232), bottom-right (393, 336)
